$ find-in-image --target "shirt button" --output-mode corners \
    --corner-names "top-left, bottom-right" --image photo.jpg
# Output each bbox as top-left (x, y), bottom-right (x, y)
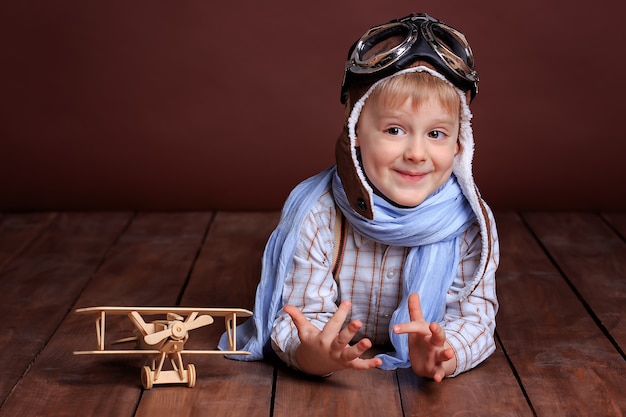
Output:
top-left (382, 311), bottom-right (392, 318)
top-left (386, 270), bottom-right (396, 279)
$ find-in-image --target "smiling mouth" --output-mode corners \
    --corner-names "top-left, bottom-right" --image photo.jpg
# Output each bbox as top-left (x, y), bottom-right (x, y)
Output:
top-left (395, 169), bottom-right (428, 181)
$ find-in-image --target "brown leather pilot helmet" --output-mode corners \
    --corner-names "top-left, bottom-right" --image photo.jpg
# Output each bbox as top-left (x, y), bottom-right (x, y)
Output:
top-left (334, 13), bottom-right (478, 220)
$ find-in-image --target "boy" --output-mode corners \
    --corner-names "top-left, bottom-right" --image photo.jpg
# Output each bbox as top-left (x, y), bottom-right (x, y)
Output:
top-left (219, 13), bottom-right (499, 382)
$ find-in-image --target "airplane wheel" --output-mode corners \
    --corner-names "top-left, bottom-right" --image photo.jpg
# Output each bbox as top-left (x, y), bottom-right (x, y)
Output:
top-left (187, 364), bottom-right (196, 388)
top-left (142, 366), bottom-right (153, 390)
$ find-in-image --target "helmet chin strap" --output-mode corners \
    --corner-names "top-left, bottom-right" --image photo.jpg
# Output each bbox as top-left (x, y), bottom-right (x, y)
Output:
top-left (335, 125), bottom-right (374, 219)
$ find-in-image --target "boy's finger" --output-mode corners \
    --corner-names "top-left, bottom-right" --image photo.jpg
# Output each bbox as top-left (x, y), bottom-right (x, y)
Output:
top-left (433, 368), bottom-right (446, 383)
top-left (392, 321), bottom-right (431, 336)
top-left (429, 322), bottom-right (447, 347)
top-left (437, 347), bottom-right (454, 363)
top-left (321, 300), bottom-right (352, 336)
top-left (341, 338), bottom-right (373, 362)
top-left (335, 319), bottom-right (362, 347)
top-left (349, 357), bottom-right (383, 371)
top-left (407, 293), bottom-right (425, 322)
top-left (283, 305), bottom-right (310, 332)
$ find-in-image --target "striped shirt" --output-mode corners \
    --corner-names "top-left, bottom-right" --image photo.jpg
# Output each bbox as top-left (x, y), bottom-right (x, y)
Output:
top-left (271, 189), bottom-right (499, 376)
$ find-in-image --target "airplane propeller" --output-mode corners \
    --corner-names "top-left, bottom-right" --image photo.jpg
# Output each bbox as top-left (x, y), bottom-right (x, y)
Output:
top-left (144, 313), bottom-right (214, 346)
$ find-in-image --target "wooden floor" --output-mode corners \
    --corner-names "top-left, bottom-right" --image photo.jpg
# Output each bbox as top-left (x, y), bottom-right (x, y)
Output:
top-left (0, 211), bottom-right (624, 417)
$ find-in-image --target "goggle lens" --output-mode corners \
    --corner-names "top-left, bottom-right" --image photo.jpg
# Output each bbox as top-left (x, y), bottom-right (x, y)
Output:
top-left (353, 24), bottom-right (416, 73)
top-left (425, 23), bottom-right (477, 82)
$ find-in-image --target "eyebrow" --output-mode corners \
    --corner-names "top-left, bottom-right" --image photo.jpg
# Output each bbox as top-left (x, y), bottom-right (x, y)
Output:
top-left (376, 109), bottom-right (459, 126)
top-left (429, 115), bottom-right (459, 126)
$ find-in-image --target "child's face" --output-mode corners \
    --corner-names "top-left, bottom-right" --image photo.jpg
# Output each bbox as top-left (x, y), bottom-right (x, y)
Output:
top-left (356, 94), bottom-right (460, 207)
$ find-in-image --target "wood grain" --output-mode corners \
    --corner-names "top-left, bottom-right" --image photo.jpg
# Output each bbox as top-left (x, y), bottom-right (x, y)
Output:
top-left (0, 212), bottom-right (56, 273)
top-left (496, 211), bottom-right (626, 416)
top-left (523, 212), bottom-right (626, 353)
top-left (0, 212), bottom-right (131, 404)
top-left (134, 211), bottom-right (279, 417)
top-left (0, 212), bottom-right (210, 417)
top-left (274, 365), bottom-right (403, 417)
top-left (397, 340), bottom-right (533, 417)
top-left (0, 210), bottom-right (624, 416)
top-left (603, 212), bottom-right (626, 240)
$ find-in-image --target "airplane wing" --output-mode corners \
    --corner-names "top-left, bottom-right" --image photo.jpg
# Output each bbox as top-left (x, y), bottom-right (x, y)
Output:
top-left (75, 306), bottom-right (252, 317)
top-left (73, 306), bottom-right (252, 354)
top-left (74, 349), bottom-right (250, 355)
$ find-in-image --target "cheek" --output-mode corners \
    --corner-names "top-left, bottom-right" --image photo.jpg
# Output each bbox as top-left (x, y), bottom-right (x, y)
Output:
top-left (359, 143), bottom-right (387, 181)
top-left (360, 140), bottom-right (393, 168)
top-left (433, 145), bottom-right (459, 172)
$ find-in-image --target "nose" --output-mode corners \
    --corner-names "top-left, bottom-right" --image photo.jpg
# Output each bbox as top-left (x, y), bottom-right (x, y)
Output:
top-left (403, 136), bottom-right (427, 163)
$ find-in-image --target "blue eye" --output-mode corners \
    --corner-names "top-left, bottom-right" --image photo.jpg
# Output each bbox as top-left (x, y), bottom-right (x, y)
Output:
top-left (386, 127), bottom-right (406, 136)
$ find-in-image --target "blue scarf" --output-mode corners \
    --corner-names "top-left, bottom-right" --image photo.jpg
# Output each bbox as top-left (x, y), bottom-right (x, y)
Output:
top-left (219, 165), bottom-right (475, 369)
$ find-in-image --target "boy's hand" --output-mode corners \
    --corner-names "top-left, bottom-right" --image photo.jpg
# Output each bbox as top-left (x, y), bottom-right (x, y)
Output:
top-left (283, 300), bottom-right (383, 376)
top-left (392, 293), bottom-right (457, 382)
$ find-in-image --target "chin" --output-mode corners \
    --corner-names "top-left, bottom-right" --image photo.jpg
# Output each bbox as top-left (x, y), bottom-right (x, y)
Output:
top-left (391, 195), bottom-right (427, 208)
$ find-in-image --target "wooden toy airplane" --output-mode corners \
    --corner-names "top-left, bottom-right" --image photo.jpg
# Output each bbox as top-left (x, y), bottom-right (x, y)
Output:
top-left (73, 306), bottom-right (252, 389)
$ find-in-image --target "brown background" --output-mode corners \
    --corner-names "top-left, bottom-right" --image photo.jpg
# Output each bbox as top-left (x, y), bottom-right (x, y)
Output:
top-left (1, 1), bottom-right (625, 211)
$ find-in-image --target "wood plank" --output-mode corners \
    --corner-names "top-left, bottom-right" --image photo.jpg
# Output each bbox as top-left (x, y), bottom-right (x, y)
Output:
top-left (1, 210), bottom-right (620, 416)
top-left (523, 212), bottom-right (626, 353)
top-left (496, 211), bottom-right (626, 416)
top-left (0, 212), bottom-right (211, 417)
top-left (134, 211), bottom-right (279, 417)
top-left (602, 212), bottom-right (626, 240)
top-left (183, 211), bottom-right (281, 309)
top-left (0, 212), bottom-right (56, 272)
top-left (0, 212), bottom-right (131, 406)
top-left (274, 365), bottom-right (402, 417)
top-left (397, 340), bottom-right (533, 416)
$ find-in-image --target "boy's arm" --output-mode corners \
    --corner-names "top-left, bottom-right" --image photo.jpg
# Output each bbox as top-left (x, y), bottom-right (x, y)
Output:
top-left (270, 207), bottom-right (339, 369)
top-left (442, 221), bottom-right (499, 376)
top-left (395, 220), bottom-right (499, 379)
top-left (271, 203), bottom-right (381, 375)
top-left (393, 293), bottom-right (458, 382)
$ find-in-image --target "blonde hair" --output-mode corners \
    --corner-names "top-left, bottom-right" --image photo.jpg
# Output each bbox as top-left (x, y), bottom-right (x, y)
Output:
top-left (367, 71), bottom-right (460, 117)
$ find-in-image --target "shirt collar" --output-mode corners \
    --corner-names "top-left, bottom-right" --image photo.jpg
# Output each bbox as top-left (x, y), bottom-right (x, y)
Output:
top-left (350, 223), bottom-right (368, 248)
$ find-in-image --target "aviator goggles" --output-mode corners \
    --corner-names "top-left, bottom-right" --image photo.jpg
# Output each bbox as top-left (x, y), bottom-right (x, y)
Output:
top-left (341, 13), bottom-right (479, 103)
